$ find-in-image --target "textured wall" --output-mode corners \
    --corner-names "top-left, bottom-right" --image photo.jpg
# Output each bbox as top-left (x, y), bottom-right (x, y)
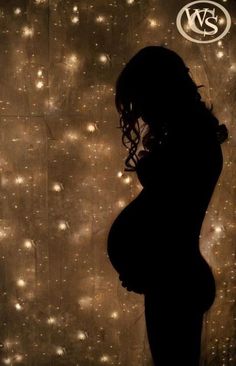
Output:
top-left (0, 0), bottom-right (235, 365)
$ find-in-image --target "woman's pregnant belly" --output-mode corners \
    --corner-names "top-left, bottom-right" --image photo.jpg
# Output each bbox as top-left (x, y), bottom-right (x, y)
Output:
top-left (107, 190), bottom-right (216, 309)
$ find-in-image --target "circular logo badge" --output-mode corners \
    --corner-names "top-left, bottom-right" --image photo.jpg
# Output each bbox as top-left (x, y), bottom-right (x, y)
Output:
top-left (176, 1), bottom-right (231, 44)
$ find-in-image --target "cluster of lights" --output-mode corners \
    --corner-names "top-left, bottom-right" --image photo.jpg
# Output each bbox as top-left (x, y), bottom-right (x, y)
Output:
top-left (77, 330), bottom-right (87, 340)
top-left (15, 176), bottom-right (24, 184)
top-left (65, 54), bottom-right (79, 70)
top-left (96, 15), bottom-right (105, 23)
top-left (71, 4), bottom-right (79, 24)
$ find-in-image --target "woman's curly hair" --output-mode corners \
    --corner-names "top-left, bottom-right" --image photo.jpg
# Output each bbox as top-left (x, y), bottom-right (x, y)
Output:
top-left (115, 46), bottom-right (228, 172)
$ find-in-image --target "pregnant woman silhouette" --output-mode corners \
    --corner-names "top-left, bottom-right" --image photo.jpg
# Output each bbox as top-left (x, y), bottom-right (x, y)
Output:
top-left (107, 46), bottom-right (228, 366)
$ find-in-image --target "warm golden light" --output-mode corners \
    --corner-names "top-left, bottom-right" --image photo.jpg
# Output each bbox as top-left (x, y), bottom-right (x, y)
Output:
top-left (22, 26), bottom-right (34, 38)
top-left (17, 279), bottom-right (26, 288)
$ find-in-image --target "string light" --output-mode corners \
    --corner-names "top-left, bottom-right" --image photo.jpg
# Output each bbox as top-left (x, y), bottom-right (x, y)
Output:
top-left (56, 347), bottom-right (65, 356)
top-left (22, 26), bottom-right (34, 38)
top-left (58, 221), bottom-right (68, 231)
top-left (14, 8), bottom-right (22, 15)
top-left (15, 303), bottom-right (23, 311)
top-left (37, 69), bottom-right (43, 77)
top-left (148, 18), bottom-right (158, 28)
top-left (15, 355), bottom-right (23, 362)
top-left (17, 279), bottom-right (26, 288)
top-left (71, 15), bottom-right (79, 24)
top-left (77, 330), bottom-right (87, 340)
top-left (47, 317), bottom-right (56, 325)
top-left (110, 311), bottom-right (119, 319)
top-left (52, 182), bottom-right (63, 192)
top-left (217, 51), bottom-right (224, 59)
top-left (96, 15), bottom-right (105, 23)
top-left (87, 123), bottom-right (97, 132)
top-left (100, 354), bottom-right (110, 362)
top-left (35, 0), bottom-right (46, 4)
top-left (99, 54), bottom-right (109, 64)
top-left (36, 80), bottom-right (44, 89)
top-left (65, 54), bottom-right (79, 69)
top-left (15, 176), bottom-right (24, 184)
top-left (23, 239), bottom-right (34, 249)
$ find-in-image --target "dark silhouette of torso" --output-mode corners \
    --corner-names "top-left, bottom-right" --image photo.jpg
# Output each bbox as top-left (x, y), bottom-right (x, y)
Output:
top-left (107, 110), bottom-right (223, 311)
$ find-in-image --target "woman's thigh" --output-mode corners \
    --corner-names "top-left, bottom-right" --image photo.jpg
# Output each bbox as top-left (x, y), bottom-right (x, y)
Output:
top-left (144, 292), bottom-right (204, 366)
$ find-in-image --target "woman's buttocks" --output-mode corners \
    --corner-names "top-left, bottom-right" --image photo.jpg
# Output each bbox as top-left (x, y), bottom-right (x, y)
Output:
top-left (146, 249), bottom-right (216, 313)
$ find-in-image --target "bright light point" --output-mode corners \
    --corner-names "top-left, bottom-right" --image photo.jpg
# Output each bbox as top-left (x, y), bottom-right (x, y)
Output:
top-left (99, 54), bottom-right (109, 64)
top-left (87, 123), bottom-right (96, 132)
top-left (47, 317), bottom-right (56, 324)
top-left (149, 18), bottom-right (158, 28)
top-left (14, 8), bottom-right (22, 15)
top-left (123, 176), bottom-right (132, 184)
top-left (66, 132), bottom-right (79, 141)
top-left (96, 15), bottom-right (105, 23)
top-left (15, 354), bottom-right (23, 362)
top-left (73, 5), bottom-right (78, 12)
top-left (15, 303), bottom-right (22, 311)
top-left (58, 221), bottom-right (68, 231)
top-left (100, 355), bottom-right (110, 363)
top-left (71, 15), bottom-right (79, 24)
top-left (230, 63), bottom-right (236, 72)
top-left (117, 171), bottom-right (123, 178)
top-left (110, 311), bottom-right (119, 319)
top-left (66, 54), bottom-right (79, 69)
top-left (15, 176), bottom-right (24, 184)
top-left (117, 200), bottom-right (126, 208)
top-left (35, 0), bottom-right (46, 3)
top-left (22, 26), bottom-right (34, 38)
top-left (77, 330), bottom-right (87, 340)
top-left (37, 69), bottom-right (43, 77)
top-left (78, 296), bottom-right (93, 309)
top-left (3, 358), bottom-right (11, 365)
top-left (217, 41), bottom-right (222, 46)
top-left (17, 278), bottom-right (26, 287)
top-left (217, 51), bottom-right (224, 59)
top-left (36, 80), bottom-right (44, 89)
top-left (15, 355), bottom-right (23, 362)
top-left (53, 182), bottom-right (62, 192)
top-left (23, 239), bottom-right (33, 249)
top-left (215, 226), bottom-right (222, 233)
top-left (127, 0), bottom-right (135, 4)
top-left (56, 347), bottom-right (65, 356)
